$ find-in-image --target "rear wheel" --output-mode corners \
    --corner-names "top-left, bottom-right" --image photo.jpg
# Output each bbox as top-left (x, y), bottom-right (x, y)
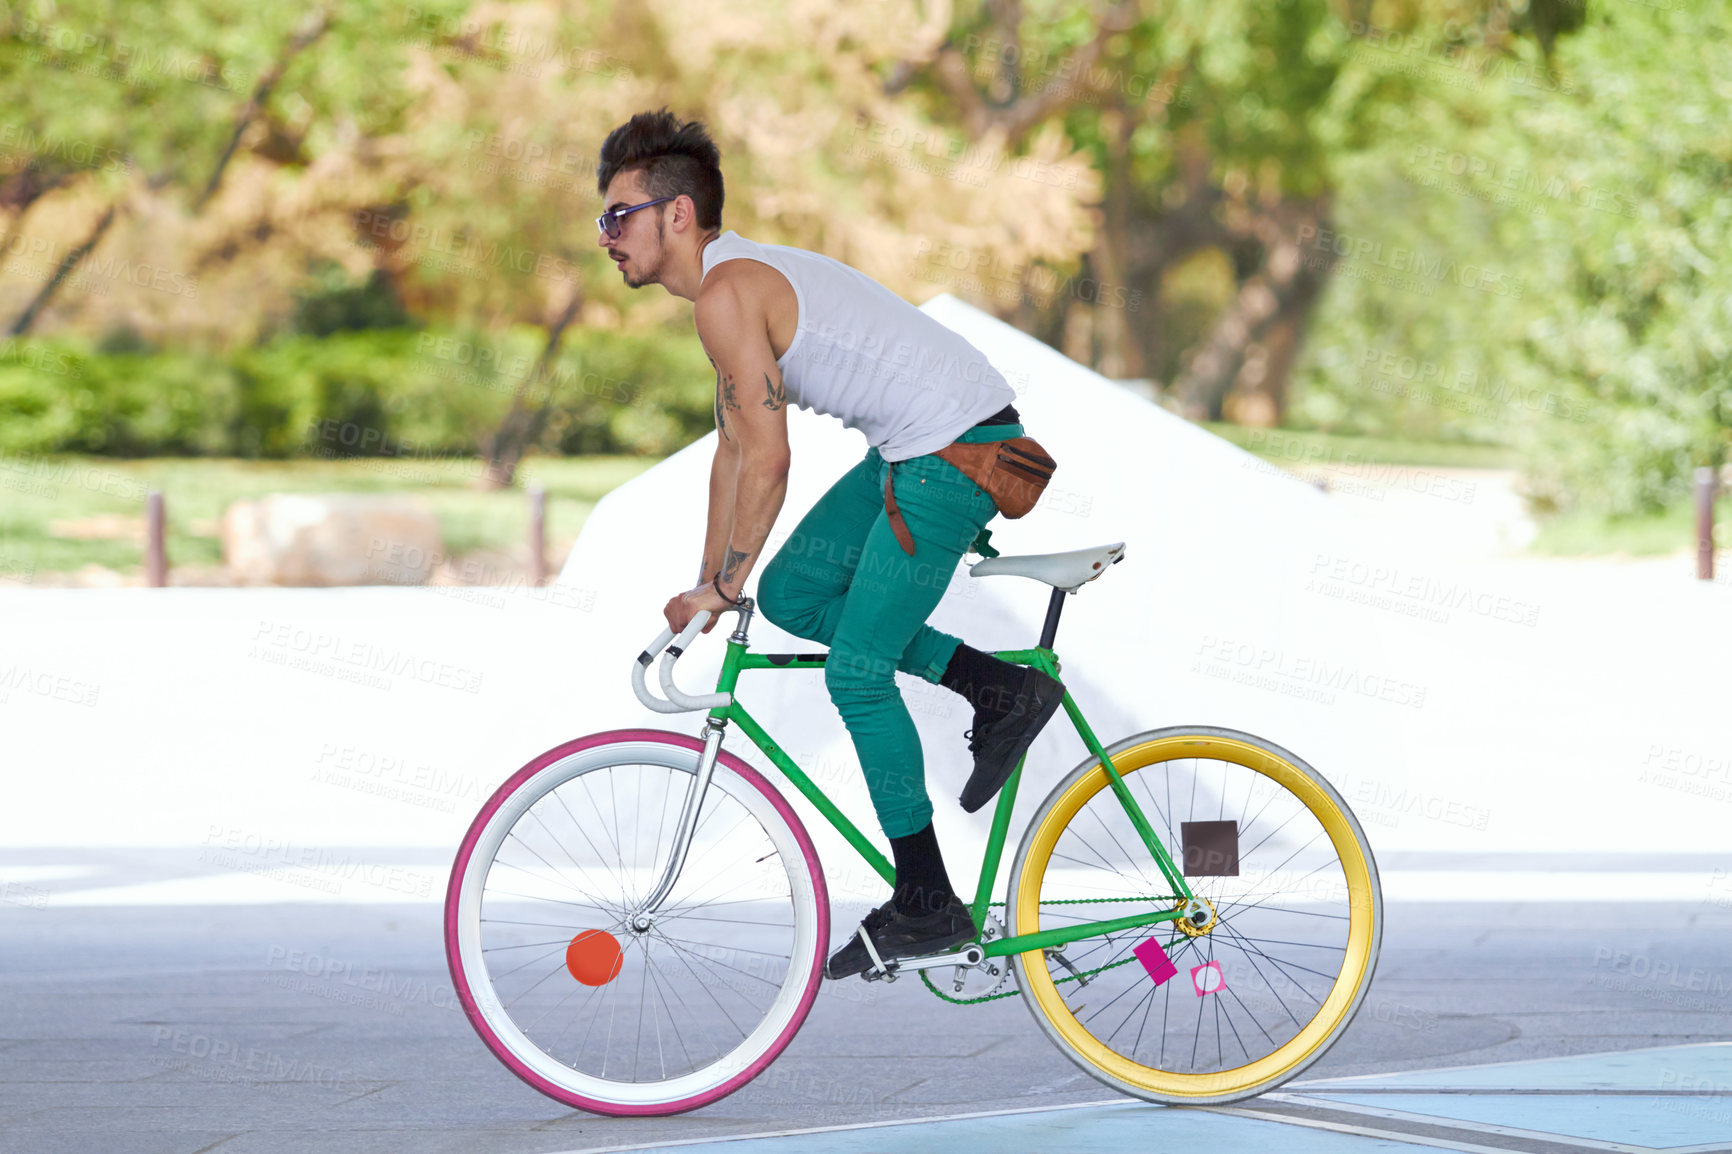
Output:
top-left (445, 730), bottom-right (828, 1115)
top-left (1008, 726), bottom-right (1380, 1105)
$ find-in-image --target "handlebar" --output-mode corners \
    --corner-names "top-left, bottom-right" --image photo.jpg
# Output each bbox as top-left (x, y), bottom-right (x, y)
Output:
top-left (631, 610), bottom-right (734, 714)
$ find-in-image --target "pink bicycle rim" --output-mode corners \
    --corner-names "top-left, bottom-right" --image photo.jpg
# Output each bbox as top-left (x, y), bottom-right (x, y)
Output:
top-left (443, 728), bottom-right (829, 1116)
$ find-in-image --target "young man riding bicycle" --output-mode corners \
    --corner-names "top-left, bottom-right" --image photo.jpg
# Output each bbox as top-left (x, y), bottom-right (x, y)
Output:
top-left (597, 108), bottom-right (1063, 980)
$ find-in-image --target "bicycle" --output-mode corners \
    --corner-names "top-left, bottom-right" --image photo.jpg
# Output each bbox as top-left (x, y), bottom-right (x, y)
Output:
top-left (444, 540), bottom-right (1382, 1115)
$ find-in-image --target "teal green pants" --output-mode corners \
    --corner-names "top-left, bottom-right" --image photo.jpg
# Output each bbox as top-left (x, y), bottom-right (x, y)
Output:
top-left (756, 427), bottom-right (1016, 838)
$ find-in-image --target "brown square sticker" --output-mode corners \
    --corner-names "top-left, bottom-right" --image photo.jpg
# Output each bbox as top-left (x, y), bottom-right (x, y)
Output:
top-left (1181, 820), bottom-right (1240, 877)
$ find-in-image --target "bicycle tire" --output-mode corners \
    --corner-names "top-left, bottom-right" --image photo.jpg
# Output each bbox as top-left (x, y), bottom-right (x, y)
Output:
top-left (445, 729), bottom-right (828, 1115)
top-left (1007, 725), bottom-right (1381, 1105)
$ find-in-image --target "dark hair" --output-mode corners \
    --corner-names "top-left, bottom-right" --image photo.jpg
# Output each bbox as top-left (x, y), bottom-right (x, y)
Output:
top-left (596, 109), bottom-right (724, 231)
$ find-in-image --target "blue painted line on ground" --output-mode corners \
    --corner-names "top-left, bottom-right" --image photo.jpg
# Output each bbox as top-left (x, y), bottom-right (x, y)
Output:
top-left (623, 1043), bottom-right (1732, 1154)
top-left (617, 1101), bottom-right (1451, 1154)
top-left (1295, 1041), bottom-right (1732, 1093)
top-left (1309, 1092), bottom-right (1732, 1149)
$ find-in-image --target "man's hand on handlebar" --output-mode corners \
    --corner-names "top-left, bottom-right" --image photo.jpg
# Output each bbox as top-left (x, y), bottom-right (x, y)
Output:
top-left (663, 581), bottom-right (735, 636)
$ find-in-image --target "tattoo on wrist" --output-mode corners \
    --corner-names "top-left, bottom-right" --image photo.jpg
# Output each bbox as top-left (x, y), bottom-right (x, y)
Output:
top-left (721, 547), bottom-right (749, 584)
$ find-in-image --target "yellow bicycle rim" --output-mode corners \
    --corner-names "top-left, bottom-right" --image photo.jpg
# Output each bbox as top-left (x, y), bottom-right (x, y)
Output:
top-left (1014, 733), bottom-right (1377, 1100)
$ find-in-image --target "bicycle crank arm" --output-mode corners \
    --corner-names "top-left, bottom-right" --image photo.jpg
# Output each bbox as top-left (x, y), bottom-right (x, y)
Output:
top-left (863, 942), bottom-right (986, 982)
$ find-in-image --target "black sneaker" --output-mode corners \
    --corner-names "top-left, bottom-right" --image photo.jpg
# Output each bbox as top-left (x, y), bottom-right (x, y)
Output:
top-left (958, 665), bottom-right (1064, 813)
top-left (824, 897), bottom-right (978, 980)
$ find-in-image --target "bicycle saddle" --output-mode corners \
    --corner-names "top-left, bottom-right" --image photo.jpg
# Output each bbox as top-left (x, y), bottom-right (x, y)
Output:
top-left (969, 542), bottom-right (1125, 591)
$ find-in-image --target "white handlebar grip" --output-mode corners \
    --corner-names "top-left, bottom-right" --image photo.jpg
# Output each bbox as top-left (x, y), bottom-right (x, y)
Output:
top-left (659, 647), bottom-right (731, 711)
top-left (669, 610), bottom-right (710, 656)
top-left (631, 626), bottom-right (686, 714)
top-left (659, 611), bottom-right (731, 711)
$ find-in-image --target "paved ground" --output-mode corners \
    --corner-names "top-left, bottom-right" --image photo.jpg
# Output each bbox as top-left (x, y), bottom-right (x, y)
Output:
top-left (2, 849), bottom-right (1730, 1153)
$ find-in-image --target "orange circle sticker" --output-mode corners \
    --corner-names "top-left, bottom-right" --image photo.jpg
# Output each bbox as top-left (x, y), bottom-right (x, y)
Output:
top-left (565, 929), bottom-right (624, 986)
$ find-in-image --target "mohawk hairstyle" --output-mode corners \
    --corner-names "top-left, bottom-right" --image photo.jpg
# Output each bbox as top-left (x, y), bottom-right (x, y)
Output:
top-left (596, 109), bottom-right (724, 231)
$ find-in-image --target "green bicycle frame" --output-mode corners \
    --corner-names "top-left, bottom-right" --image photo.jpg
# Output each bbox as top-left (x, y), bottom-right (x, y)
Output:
top-left (695, 635), bottom-right (1196, 960)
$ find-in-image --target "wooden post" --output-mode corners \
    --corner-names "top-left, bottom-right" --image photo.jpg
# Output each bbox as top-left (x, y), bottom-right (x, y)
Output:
top-left (529, 484), bottom-right (547, 587)
top-left (145, 491), bottom-right (167, 587)
top-left (1696, 466), bottom-right (1718, 581)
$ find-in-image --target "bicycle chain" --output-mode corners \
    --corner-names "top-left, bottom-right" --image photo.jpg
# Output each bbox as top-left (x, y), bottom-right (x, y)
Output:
top-left (918, 897), bottom-right (1182, 1005)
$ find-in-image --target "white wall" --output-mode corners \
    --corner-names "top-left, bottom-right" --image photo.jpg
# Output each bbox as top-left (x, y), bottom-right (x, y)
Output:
top-left (4, 296), bottom-right (1726, 899)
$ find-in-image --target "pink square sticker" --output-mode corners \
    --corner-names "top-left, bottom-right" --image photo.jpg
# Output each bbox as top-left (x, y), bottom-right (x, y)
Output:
top-left (1191, 960), bottom-right (1226, 996)
top-left (1132, 936), bottom-right (1178, 986)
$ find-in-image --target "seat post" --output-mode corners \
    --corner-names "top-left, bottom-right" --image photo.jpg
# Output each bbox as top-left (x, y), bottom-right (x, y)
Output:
top-left (1038, 587), bottom-right (1067, 650)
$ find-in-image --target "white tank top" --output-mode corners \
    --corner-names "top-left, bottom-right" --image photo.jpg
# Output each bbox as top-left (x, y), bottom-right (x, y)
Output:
top-left (699, 231), bottom-right (1016, 462)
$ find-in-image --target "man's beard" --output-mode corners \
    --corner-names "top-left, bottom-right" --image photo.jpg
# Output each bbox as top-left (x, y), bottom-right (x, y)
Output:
top-left (624, 254), bottom-right (661, 288)
top-left (624, 214), bottom-right (665, 288)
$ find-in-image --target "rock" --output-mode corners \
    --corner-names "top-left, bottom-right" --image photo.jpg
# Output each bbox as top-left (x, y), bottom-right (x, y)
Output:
top-left (221, 495), bottom-right (443, 586)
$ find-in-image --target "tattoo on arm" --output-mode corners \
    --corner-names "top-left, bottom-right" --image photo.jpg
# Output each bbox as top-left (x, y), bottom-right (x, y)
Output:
top-left (721, 373), bottom-right (739, 413)
top-left (720, 547), bottom-right (750, 585)
top-left (762, 371), bottom-right (786, 411)
top-left (711, 360), bottom-right (730, 442)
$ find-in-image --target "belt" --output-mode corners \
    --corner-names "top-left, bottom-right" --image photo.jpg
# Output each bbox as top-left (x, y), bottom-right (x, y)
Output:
top-left (883, 412), bottom-right (1027, 553)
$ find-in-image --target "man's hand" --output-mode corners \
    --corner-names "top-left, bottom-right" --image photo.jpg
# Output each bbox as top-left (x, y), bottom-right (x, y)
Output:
top-left (663, 581), bottom-right (735, 636)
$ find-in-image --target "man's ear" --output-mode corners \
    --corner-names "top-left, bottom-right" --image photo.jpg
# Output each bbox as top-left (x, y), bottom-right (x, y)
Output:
top-left (672, 194), bottom-right (697, 233)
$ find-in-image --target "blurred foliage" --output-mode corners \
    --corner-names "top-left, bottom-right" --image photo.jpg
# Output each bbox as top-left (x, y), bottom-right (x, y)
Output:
top-left (0, 327), bottom-right (712, 458)
top-left (1288, 0), bottom-right (1732, 513)
top-left (0, 0), bottom-right (1727, 514)
top-left (290, 264), bottom-right (411, 337)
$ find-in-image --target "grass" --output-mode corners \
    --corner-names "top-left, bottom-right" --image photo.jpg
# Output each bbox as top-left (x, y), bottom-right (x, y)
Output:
top-left (3, 442), bottom-right (1714, 573)
top-left (0, 454), bottom-right (658, 578)
top-left (1527, 497), bottom-right (1723, 558)
top-left (1199, 421), bottom-right (1724, 557)
top-left (1201, 423), bottom-right (1519, 469)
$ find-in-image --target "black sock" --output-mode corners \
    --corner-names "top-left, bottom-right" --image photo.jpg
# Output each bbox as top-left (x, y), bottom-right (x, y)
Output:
top-left (940, 643), bottom-right (1018, 726)
top-left (889, 821), bottom-right (955, 917)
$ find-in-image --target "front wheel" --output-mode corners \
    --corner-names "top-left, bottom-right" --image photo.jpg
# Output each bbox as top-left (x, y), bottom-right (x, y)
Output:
top-left (1007, 726), bottom-right (1381, 1105)
top-left (445, 729), bottom-right (828, 1115)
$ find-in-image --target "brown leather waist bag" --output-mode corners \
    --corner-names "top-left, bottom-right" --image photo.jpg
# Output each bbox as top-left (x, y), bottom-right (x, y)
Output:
top-left (882, 436), bottom-right (1057, 554)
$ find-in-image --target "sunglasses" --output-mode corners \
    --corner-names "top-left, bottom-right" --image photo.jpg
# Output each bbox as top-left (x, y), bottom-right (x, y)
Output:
top-left (596, 196), bottom-right (674, 240)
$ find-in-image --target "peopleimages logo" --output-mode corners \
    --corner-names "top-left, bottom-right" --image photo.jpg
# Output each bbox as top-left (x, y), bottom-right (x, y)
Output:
top-left (1192, 635), bottom-right (1427, 709)
top-left (1297, 224), bottom-right (1523, 299)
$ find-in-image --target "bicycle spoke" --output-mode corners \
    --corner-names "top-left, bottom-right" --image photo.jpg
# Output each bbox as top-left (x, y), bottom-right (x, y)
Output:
top-left (642, 948), bottom-right (711, 1073)
top-left (1217, 920), bottom-right (1332, 1001)
top-left (1019, 743), bottom-right (1375, 1093)
top-left (484, 937), bottom-right (586, 952)
top-left (548, 784), bottom-right (635, 908)
top-left (1083, 802), bottom-right (1162, 893)
top-left (482, 885), bottom-right (617, 916)
top-left (490, 849), bottom-right (620, 916)
top-left (652, 930), bottom-right (793, 963)
top-left (457, 746), bottom-right (821, 1106)
top-left (488, 939), bottom-right (570, 985)
top-left (506, 825), bottom-right (623, 918)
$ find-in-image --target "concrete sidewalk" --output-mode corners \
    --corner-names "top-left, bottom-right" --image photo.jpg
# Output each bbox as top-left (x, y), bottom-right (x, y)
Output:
top-left (3, 850), bottom-right (1730, 1154)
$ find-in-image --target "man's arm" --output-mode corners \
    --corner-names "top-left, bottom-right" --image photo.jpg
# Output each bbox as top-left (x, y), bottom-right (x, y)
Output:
top-left (697, 353), bottom-right (740, 585)
top-left (695, 278), bottom-right (790, 601)
top-left (662, 273), bottom-right (790, 633)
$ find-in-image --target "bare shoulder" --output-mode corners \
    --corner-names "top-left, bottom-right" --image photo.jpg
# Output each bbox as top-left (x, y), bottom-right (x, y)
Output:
top-left (695, 264), bottom-right (759, 331)
top-left (697, 258), bottom-right (795, 356)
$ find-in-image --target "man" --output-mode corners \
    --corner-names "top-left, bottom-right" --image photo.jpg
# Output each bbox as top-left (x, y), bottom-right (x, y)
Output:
top-left (597, 108), bottom-right (1063, 979)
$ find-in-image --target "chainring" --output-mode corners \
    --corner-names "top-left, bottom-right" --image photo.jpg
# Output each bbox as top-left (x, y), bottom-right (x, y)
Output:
top-left (920, 911), bottom-right (1011, 1000)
